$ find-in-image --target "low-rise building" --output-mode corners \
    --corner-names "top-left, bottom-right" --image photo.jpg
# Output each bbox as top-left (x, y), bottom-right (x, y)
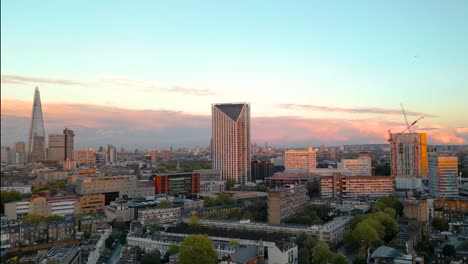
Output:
top-left (200, 180), bottom-right (226, 193)
top-left (75, 175), bottom-right (154, 204)
top-left (138, 207), bottom-right (181, 225)
top-left (404, 199), bottom-right (428, 221)
top-left (77, 194), bottom-right (105, 214)
top-left (1, 185), bottom-right (32, 194)
top-left (268, 184), bottom-right (309, 225)
top-left (37, 245), bottom-right (81, 264)
top-left (149, 172), bottom-right (201, 195)
top-left (321, 173), bottom-right (394, 198)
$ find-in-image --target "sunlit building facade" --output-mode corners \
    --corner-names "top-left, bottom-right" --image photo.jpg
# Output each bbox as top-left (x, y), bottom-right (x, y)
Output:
top-left (212, 103), bottom-right (251, 184)
top-left (284, 146), bottom-right (317, 172)
top-left (428, 156), bottom-right (459, 198)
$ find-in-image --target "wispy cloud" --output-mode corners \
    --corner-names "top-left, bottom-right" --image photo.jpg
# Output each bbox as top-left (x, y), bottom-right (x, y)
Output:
top-left (277, 103), bottom-right (438, 117)
top-left (2, 98), bottom-right (465, 148)
top-left (1, 73), bottom-right (216, 97)
top-left (101, 77), bottom-right (216, 96)
top-left (1, 74), bottom-right (83, 86)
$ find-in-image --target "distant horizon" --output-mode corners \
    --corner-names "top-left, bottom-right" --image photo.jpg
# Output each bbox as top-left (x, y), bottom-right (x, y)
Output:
top-left (2, 96), bottom-right (468, 150)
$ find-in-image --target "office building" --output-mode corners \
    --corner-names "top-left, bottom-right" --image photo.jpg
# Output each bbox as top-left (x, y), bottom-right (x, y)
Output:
top-left (149, 172), bottom-right (201, 195)
top-left (212, 103), bottom-right (251, 184)
top-left (73, 149), bottom-right (96, 165)
top-left (321, 173), bottom-right (394, 199)
top-left (76, 194), bottom-right (105, 214)
top-left (63, 128), bottom-right (74, 161)
top-left (75, 175), bottom-right (154, 204)
top-left (429, 155), bottom-right (459, 198)
top-left (251, 160), bottom-right (274, 182)
top-left (284, 147), bottom-right (317, 172)
top-left (27, 87), bottom-right (47, 162)
top-left (48, 133), bottom-right (66, 161)
top-left (14, 141), bottom-right (26, 164)
top-left (268, 184), bottom-right (309, 225)
top-left (107, 144), bottom-right (116, 164)
top-left (338, 152), bottom-right (372, 176)
top-left (1, 147), bottom-right (12, 163)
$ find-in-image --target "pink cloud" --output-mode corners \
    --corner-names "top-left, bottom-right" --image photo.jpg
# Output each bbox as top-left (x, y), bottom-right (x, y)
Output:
top-left (1, 98), bottom-right (466, 148)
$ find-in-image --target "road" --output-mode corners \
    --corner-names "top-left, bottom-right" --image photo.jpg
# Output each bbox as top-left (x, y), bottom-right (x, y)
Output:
top-left (107, 243), bottom-right (123, 264)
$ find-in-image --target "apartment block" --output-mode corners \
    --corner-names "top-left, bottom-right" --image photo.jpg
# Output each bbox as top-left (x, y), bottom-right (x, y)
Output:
top-left (268, 184), bottom-right (309, 225)
top-left (284, 147), bottom-right (317, 172)
top-left (321, 173), bottom-right (394, 199)
top-left (338, 152), bottom-right (372, 176)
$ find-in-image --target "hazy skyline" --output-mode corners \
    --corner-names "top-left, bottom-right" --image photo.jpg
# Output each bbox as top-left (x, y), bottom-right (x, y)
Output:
top-left (2, 1), bottom-right (468, 148)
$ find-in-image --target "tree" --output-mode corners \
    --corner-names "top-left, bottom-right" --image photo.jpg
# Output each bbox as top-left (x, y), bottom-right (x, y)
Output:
top-left (298, 247), bottom-right (310, 264)
top-left (312, 241), bottom-right (333, 264)
top-left (203, 196), bottom-right (215, 207)
top-left (23, 213), bottom-right (44, 224)
top-left (258, 185), bottom-right (268, 192)
top-left (228, 239), bottom-right (240, 246)
top-left (431, 217), bottom-right (449, 231)
top-left (105, 235), bottom-right (115, 249)
top-left (332, 254), bottom-right (348, 264)
top-left (215, 193), bottom-right (234, 206)
top-left (442, 244), bottom-right (456, 258)
top-left (179, 234), bottom-right (218, 264)
top-left (352, 222), bottom-right (381, 251)
top-left (188, 215), bottom-right (200, 229)
top-left (167, 243), bottom-right (180, 256)
top-left (373, 196), bottom-right (403, 216)
top-left (156, 200), bottom-right (172, 209)
top-left (141, 250), bottom-right (161, 264)
top-left (352, 255), bottom-right (367, 264)
top-left (1, 190), bottom-right (21, 214)
top-left (296, 232), bottom-right (308, 248)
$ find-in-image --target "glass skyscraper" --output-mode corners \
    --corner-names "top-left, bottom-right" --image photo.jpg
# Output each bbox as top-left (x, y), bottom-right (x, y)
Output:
top-left (27, 87), bottom-right (46, 162)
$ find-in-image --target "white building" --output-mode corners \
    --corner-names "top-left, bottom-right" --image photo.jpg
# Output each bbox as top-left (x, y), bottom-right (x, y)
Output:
top-left (1, 186), bottom-right (32, 194)
top-left (138, 207), bottom-right (181, 225)
top-left (338, 153), bottom-right (372, 176)
top-left (200, 181), bottom-right (226, 193)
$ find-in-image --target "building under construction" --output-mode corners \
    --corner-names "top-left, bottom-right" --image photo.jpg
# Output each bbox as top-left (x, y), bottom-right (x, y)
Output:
top-left (389, 132), bottom-right (428, 189)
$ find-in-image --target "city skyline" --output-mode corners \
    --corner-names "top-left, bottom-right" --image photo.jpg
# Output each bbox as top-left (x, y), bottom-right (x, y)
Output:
top-left (2, 1), bottom-right (468, 148)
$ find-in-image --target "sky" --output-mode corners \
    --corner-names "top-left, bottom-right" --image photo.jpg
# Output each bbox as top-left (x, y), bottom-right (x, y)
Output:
top-left (1, 0), bottom-right (468, 149)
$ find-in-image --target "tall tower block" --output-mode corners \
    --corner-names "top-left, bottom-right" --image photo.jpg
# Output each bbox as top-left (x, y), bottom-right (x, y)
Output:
top-left (27, 87), bottom-right (46, 162)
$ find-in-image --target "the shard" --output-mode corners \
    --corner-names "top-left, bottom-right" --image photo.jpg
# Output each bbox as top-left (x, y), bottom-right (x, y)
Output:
top-left (27, 87), bottom-right (46, 162)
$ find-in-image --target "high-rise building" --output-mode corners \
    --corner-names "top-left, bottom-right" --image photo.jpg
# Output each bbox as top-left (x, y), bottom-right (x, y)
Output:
top-left (14, 141), bottom-right (26, 164)
top-left (107, 144), bottom-right (116, 164)
top-left (251, 160), bottom-right (274, 182)
top-left (63, 128), bottom-right (74, 161)
top-left (212, 103), bottom-right (251, 184)
top-left (161, 149), bottom-right (170, 162)
top-left (74, 149), bottom-right (97, 165)
top-left (151, 150), bottom-right (159, 163)
top-left (390, 133), bottom-right (427, 177)
top-left (1, 147), bottom-right (12, 163)
top-left (284, 147), bottom-right (317, 172)
top-left (48, 133), bottom-right (65, 161)
top-left (429, 155), bottom-right (459, 198)
top-left (27, 87), bottom-right (46, 162)
top-left (47, 128), bottom-right (74, 162)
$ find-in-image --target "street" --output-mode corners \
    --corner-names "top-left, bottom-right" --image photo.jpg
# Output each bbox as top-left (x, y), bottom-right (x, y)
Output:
top-left (107, 243), bottom-right (123, 264)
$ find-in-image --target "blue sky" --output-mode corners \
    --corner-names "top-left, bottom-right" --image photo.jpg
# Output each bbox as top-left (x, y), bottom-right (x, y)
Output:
top-left (1, 0), bottom-right (468, 147)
